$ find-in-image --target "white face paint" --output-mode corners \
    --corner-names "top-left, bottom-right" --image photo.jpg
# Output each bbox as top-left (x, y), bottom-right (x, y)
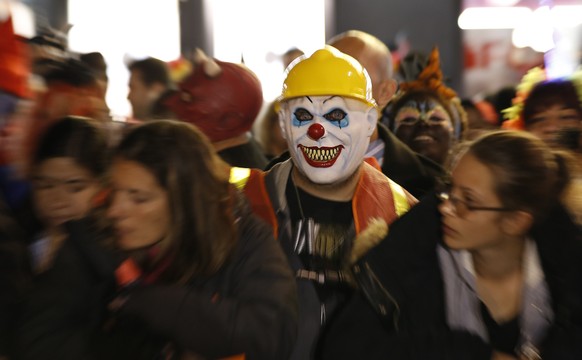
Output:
top-left (278, 96), bottom-right (376, 184)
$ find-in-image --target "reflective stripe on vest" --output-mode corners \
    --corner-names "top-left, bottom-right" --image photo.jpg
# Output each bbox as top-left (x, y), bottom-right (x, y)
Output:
top-left (388, 179), bottom-right (410, 217)
top-left (236, 164), bottom-right (411, 237)
top-left (229, 167), bottom-right (251, 190)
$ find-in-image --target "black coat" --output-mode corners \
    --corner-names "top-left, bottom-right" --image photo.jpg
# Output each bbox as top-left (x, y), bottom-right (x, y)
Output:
top-left (375, 123), bottom-right (444, 200)
top-left (16, 205), bottom-right (298, 360)
top-left (0, 211), bottom-right (32, 359)
top-left (218, 137), bottom-right (269, 170)
top-left (319, 193), bottom-right (582, 360)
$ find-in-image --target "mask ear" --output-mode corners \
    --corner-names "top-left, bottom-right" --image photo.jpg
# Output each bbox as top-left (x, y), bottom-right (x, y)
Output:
top-left (365, 107), bottom-right (378, 137)
top-left (278, 105), bottom-right (289, 141)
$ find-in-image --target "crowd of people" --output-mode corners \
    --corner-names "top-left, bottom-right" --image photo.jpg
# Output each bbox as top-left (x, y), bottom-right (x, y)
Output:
top-left (1, 4), bottom-right (582, 360)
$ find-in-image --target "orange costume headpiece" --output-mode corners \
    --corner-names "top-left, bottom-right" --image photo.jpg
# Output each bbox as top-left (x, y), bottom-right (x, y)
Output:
top-left (390, 47), bottom-right (466, 138)
top-left (397, 47), bottom-right (457, 101)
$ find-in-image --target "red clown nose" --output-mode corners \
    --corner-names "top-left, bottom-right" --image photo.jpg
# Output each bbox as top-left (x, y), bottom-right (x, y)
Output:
top-left (308, 123), bottom-right (325, 140)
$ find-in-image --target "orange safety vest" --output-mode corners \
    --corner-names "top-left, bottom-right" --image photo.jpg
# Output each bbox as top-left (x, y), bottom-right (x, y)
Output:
top-left (231, 161), bottom-right (411, 237)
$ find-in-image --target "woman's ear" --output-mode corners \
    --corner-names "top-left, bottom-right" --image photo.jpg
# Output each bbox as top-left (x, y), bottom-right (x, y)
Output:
top-left (501, 210), bottom-right (534, 237)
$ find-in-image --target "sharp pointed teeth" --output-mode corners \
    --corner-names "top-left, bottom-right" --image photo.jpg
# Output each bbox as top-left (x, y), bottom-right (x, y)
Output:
top-left (302, 146), bottom-right (341, 162)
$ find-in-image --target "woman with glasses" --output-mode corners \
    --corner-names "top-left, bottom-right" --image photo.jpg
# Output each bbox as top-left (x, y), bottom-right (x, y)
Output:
top-left (319, 130), bottom-right (582, 360)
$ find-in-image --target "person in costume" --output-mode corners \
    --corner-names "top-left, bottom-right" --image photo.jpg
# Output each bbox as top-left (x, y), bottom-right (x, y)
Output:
top-left (328, 30), bottom-right (446, 199)
top-left (162, 49), bottom-right (269, 169)
top-left (320, 130), bottom-right (582, 360)
top-left (270, 31), bottom-right (446, 200)
top-left (240, 46), bottom-right (417, 360)
top-left (386, 47), bottom-right (467, 167)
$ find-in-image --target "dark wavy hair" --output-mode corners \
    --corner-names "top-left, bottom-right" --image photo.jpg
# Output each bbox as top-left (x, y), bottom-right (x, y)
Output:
top-left (467, 130), bottom-right (572, 221)
top-left (127, 57), bottom-right (173, 89)
top-left (33, 116), bottom-right (109, 177)
top-left (523, 79), bottom-right (582, 126)
top-left (113, 120), bottom-right (237, 281)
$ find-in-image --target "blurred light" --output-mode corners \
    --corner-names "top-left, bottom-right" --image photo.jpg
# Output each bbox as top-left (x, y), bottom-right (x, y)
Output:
top-left (207, 0), bottom-right (326, 101)
top-left (458, 7), bottom-right (532, 29)
top-left (545, 46), bottom-right (576, 80)
top-left (551, 5), bottom-right (582, 27)
top-left (68, 0), bottom-right (180, 119)
top-left (461, 4), bottom-right (582, 56)
top-left (511, 25), bottom-right (530, 48)
top-left (1, 1), bottom-right (35, 38)
top-left (528, 6), bottom-right (554, 52)
top-left (511, 6), bottom-right (555, 52)
top-left (487, 0), bottom-right (520, 6)
top-left (545, 9), bottom-right (580, 79)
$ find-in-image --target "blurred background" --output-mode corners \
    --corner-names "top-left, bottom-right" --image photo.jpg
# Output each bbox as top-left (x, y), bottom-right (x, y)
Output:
top-left (11, 0), bottom-right (582, 119)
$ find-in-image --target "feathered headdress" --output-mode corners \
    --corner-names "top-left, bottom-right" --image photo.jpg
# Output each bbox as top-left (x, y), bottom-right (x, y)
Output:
top-left (397, 46), bottom-right (457, 100)
top-left (501, 66), bottom-right (547, 130)
top-left (390, 46), bottom-right (466, 138)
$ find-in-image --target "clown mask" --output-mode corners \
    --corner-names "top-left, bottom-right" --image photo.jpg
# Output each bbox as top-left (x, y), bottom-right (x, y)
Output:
top-left (279, 95), bottom-right (376, 184)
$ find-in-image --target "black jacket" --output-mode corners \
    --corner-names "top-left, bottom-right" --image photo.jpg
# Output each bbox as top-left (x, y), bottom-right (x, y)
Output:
top-left (319, 193), bottom-right (582, 360)
top-left (16, 203), bottom-right (298, 360)
top-left (218, 137), bottom-right (269, 170)
top-left (375, 123), bottom-right (444, 200)
top-left (0, 209), bottom-right (32, 359)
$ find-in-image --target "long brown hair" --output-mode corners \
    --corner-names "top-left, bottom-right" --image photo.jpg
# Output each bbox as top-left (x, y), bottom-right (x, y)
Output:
top-left (113, 120), bottom-right (237, 281)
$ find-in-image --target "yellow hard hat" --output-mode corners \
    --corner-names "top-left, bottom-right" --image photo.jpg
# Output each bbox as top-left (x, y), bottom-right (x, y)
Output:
top-left (277, 45), bottom-right (377, 109)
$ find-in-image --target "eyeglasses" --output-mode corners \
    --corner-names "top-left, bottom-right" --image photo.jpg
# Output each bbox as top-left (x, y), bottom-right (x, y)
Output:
top-left (437, 186), bottom-right (514, 218)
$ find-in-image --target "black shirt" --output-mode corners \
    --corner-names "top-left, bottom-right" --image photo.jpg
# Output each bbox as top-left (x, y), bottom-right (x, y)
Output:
top-left (480, 301), bottom-right (520, 356)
